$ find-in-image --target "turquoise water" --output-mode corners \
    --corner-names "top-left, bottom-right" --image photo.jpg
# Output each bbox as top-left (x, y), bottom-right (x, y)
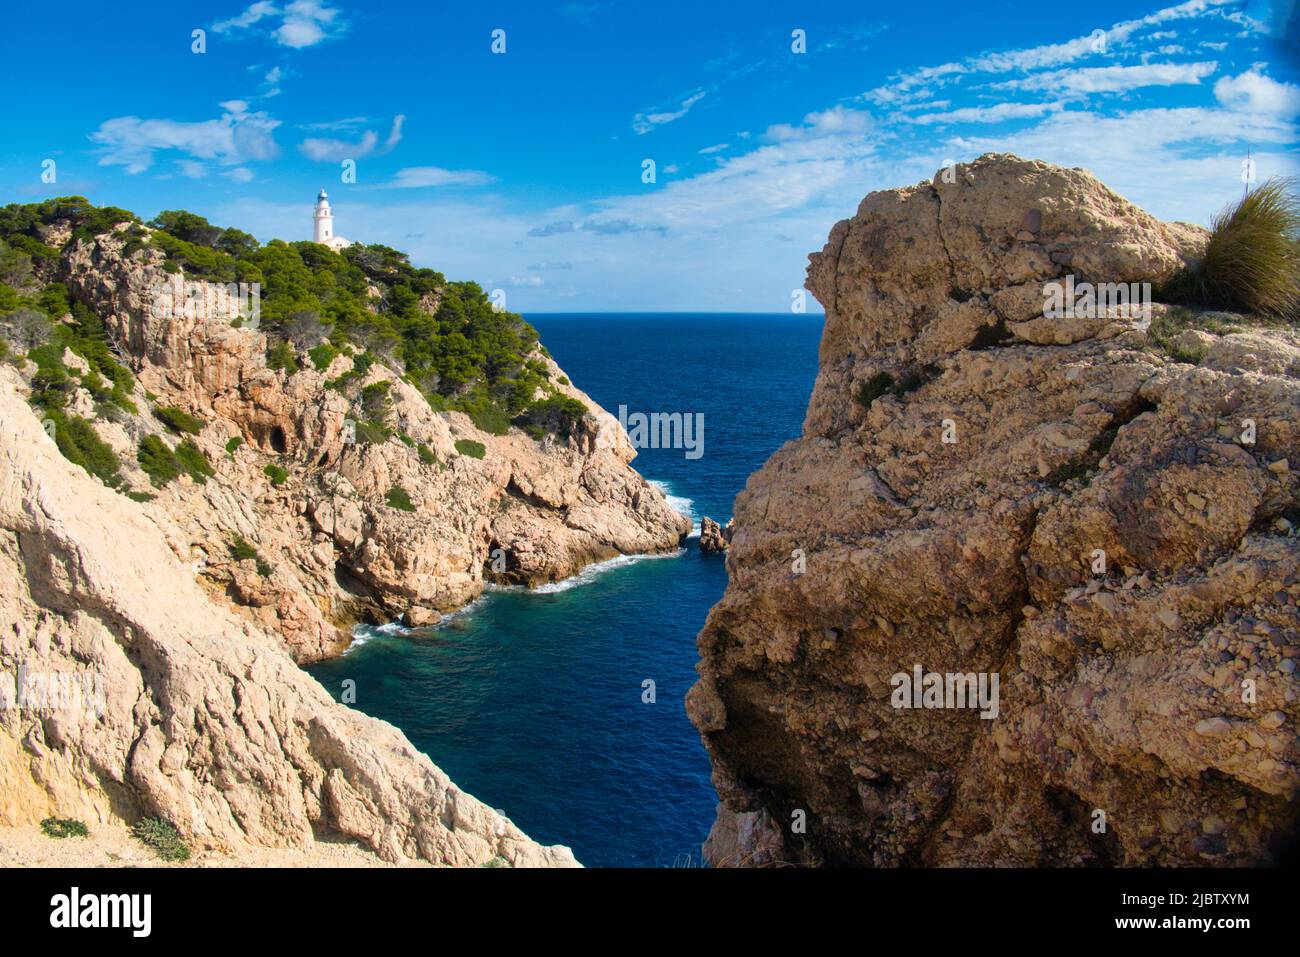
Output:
top-left (306, 314), bottom-right (823, 866)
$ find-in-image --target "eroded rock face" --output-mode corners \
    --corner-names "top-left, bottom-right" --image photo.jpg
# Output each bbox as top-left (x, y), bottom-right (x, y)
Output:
top-left (49, 226), bottom-right (688, 662)
top-left (688, 155), bottom-right (1299, 867)
top-left (699, 517), bottom-right (733, 554)
top-left (0, 368), bottom-right (575, 866)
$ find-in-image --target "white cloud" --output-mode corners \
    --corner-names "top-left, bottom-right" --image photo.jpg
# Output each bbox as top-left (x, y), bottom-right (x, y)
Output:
top-left (765, 105), bottom-right (872, 141)
top-left (864, 0), bottom-right (1238, 102)
top-left (382, 166), bottom-right (495, 188)
top-left (90, 102), bottom-right (280, 174)
top-left (997, 60), bottom-right (1218, 95)
top-left (213, 0), bottom-right (347, 49)
top-left (699, 143), bottom-right (729, 154)
top-left (213, 1), bottom-right (277, 31)
top-left (300, 130), bottom-right (376, 162)
top-left (301, 116), bottom-right (370, 131)
top-left (1214, 67), bottom-right (1300, 117)
top-left (632, 90), bottom-right (707, 134)
top-left (226, 167), bottom-right (255, 183)
top-left (909, 100), bottom-right (1066, 125)
top-left (299, 115), bottom-right (404, 161)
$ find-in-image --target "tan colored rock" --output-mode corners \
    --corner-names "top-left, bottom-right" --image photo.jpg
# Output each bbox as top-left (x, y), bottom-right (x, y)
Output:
top-left (699, 516), bottom-right (733, 553)
top-left (689, 155), bottom-right (1299, 868)
top-left (44, 225), bottom-right (688, 662)
top-left (0, 368), bottom-right (575, 866)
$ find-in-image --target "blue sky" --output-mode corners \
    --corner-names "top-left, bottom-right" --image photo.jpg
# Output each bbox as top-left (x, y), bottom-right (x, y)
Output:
top-left (1, 0), bottom-right (1297, 311)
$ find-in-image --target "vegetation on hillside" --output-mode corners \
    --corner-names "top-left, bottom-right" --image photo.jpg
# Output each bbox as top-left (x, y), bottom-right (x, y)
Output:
top-left (0, 195), bottom-right (590, 498)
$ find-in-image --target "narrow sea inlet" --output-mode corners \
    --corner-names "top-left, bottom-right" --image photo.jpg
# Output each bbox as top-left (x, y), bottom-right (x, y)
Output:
top-left (307, 313), bottom-right (822, 866)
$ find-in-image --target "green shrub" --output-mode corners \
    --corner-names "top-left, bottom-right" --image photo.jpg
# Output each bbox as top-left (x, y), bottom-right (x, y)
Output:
top-left (417, 443), bottom-right (438, 466)
top-left (514, 395), bottom-right (588, 439)
top-left (462, 397), bottom-right (511, 436)
top-left (48, 413), bottom-right (122, 488)
top-left (225, 436), bottom-right (243, 455)
top-left (138, 435), bottom-right (212, 487)
top-left (385, 485), bottom-right (416, 511)
top-left (154, 404), bottom-right (203, 435)
top-left (138, 435), bottom-right (180, 486)
top-left (227, 536), bottom-right (273, 577)
top-left (455, 438), bottom-right (486, 459)
top-left (355, 419), bottom-right (392, 444)
top-left (1162, 178), bottom-right (1300, 320)
top-left (359, 379), bottom-right (390, 410)
top-left (308, 342), bottom-right (339, 371)
top-left (228, 536), bottom-right (258, 561)
top-left (264, 463), bottom-right (288, 486)
top-left (266, 340), bottom-right (299, 373)
top-left (174, 440), bottom-right (214, 484)
top-left (127, 490), bottom-right (155, 503)
top-left (40, 817), bottom-right (89, 839)
top-left (132, 817), bottom-right (190, 861)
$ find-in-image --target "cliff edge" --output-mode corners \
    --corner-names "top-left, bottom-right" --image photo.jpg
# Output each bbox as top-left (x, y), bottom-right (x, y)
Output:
top-left (0, 364), bottom-right (575, 865)
top-left (687, 154), bottom-right (1299, 866)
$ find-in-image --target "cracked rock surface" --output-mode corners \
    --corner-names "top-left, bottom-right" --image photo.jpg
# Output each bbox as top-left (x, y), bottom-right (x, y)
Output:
top-left (687, 154), bottom-right (1299, 867)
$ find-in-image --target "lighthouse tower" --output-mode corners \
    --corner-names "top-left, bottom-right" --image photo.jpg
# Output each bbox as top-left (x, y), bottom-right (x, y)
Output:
top-left (312, 189), bottom-right (352, 250)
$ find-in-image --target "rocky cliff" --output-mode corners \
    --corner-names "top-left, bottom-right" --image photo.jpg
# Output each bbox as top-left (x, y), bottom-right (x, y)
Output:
top-left (0, 365), bottom-right (574, 865)
top-left (24, 220), bottom-right (688, 662)
top-left (687, 155), bottom-right (1299, 866)
top-left (0, 208), bottom-right (688, 865)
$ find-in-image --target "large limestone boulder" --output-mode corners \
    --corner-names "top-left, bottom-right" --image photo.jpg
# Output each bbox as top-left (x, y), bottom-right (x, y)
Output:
top-left (689, 154), bottom-right (1299, 867)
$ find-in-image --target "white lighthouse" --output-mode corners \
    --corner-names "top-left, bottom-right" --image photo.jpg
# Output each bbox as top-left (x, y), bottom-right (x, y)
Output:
top-left (312, 189), bottom-right (352, 250)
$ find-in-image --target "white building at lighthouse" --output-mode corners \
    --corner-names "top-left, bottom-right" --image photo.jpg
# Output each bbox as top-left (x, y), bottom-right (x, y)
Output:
top-left (312, 189), bottom-right (352, 251)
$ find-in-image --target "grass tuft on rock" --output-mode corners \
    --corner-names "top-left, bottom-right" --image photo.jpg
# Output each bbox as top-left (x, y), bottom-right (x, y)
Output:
top-left (1162, 177), bottom-right (1300, 321)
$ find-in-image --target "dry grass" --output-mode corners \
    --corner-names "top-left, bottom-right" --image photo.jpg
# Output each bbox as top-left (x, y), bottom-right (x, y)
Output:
top-left (1165, 178), bottom-right (1300, 321)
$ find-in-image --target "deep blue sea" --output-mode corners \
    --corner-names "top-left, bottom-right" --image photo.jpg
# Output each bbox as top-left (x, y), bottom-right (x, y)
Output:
top-left (306, 313), bottom-right (823, 866)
